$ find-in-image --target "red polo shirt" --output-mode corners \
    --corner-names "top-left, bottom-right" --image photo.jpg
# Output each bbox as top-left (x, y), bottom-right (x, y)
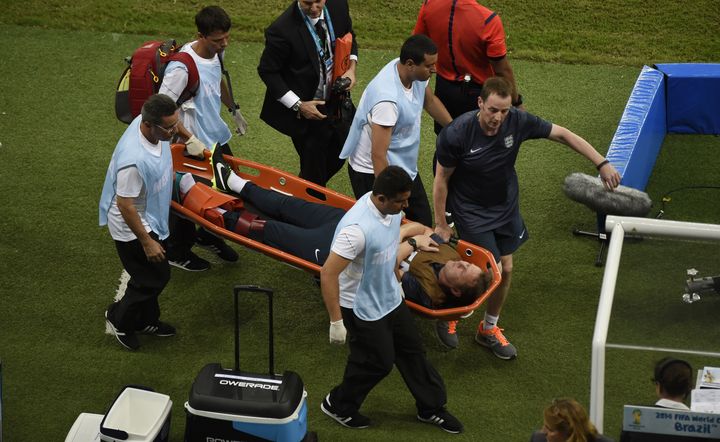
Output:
top-left (413, 0), bottom-right (507, 84)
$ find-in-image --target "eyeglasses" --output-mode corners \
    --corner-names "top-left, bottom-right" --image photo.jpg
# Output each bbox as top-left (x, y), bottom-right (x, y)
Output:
top-left (154, 120), bottom-right (179, 134)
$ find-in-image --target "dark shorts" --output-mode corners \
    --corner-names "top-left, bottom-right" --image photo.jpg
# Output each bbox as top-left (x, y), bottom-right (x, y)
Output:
top-left (457, 213), bottom-right (528, 262)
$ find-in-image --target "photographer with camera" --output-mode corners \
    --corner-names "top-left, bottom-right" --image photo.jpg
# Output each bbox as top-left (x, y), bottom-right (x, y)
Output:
top-left (339, 35), bottom-right (452, 227)
top-left (258, 0), bottom-right (358, 187)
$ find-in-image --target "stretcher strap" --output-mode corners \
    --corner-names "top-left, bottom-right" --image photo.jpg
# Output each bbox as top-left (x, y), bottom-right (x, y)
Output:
top-left (233, 210), bottom-right (266, 236)
top-left (183, 183), bottom-right (242, 217)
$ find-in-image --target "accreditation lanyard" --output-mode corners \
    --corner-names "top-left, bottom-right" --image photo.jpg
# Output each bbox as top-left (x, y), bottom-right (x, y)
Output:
top-left (301, 6), bottom-right (336, 73)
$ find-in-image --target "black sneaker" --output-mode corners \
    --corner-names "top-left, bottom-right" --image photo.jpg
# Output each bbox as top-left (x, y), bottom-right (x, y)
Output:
top-left (196, 232), bottom-right (239, 262)
top-left (105, 311), bottom-right (140, 351)
top-left (320, 394), bottom-right (370, 429)
top-left (138, 321), bottom-right (176, 337)
top-left (169, 251), bottom-right (211, 271)
top-left (417, 408), bottom-right (463, 434)
top-left (211, 143), bottom-right (232, 193)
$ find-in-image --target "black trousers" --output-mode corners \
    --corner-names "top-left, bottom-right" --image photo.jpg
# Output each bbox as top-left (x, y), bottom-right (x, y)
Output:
top-left (240, 183), bottom-right (345, 264)
top-left (347, 165), bottom-right (433, 227)
top-left (108, 232), bottom-right (170, 332)
top-left (291, 119), bottom-right (347, 187)
top-left (329, 303), bottom-right (447, 416)
top-left (433, 75), bottom-right (484, 134)
top-left (167, 214), bottom-right (229, 260)
top-left (166, 214), bottom-right (197, 260)
top-left (166, 143), bottom-right (232, 260)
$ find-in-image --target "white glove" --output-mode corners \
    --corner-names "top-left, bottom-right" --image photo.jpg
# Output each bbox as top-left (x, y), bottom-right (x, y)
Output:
top-left (232, 109), bottom-right (248, 136)
top-left (329, 319), bottom-right (347, 344)
top-left (185, 135), bottom-right (207, 158)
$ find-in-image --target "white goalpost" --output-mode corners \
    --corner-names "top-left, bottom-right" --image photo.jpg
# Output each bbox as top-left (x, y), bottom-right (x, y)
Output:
top-left (590, 215), bottom-right (720, 432)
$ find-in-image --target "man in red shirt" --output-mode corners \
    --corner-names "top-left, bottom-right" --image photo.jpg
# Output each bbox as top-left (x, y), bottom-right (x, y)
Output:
top-left (414, 0), bottom-right (522, 134)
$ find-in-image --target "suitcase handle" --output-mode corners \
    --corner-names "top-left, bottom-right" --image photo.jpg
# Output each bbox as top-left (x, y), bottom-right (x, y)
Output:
top-left (233, 285), bottom-right (274, 375)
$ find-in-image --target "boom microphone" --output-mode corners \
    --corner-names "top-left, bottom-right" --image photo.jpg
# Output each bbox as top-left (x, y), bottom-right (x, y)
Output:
top-left (563, 172), bottom-right (653, 217)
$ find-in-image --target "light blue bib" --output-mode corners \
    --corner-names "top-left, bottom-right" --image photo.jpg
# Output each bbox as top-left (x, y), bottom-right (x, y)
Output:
top-left (166, 46), bottom-right (232, 148)
top-left (340, 58), bottom-right (427, 179)
top-left (333, 193), bottom-right (402, 321)
top-left (99, 116), bottom-right (173, 239)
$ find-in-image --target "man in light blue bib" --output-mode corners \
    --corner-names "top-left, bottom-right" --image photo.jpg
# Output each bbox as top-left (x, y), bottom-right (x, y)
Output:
top-left (160, 6), bottom-right (244, 270)
top-left (319, 166), bottom-right (464, 434)
top-left (339, 35), bottom-right (452, 227)
top-left (99, 94), bottom-right (178, 351)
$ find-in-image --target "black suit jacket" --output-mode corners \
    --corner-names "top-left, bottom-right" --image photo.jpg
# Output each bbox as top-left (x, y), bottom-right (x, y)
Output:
top-left (258, 0), bottom-right (357, 138)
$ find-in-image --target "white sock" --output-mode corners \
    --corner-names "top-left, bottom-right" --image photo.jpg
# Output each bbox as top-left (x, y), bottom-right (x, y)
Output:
top-left (228, 173), bottom-right (248, 193)
top-left (179, 173), bottom-right (196, 196)
top-left (484, 313), bottom-right (499, 330)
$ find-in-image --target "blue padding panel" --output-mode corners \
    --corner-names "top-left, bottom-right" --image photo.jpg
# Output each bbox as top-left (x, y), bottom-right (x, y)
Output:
top-left (656, 63), bottom-right (720, 134)
top-left (605, 66), bottom-right (666, 190)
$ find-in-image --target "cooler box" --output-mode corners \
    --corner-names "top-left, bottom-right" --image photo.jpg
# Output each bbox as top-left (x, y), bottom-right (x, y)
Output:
top-left (184, 285), bottom-right (308, 442)
top-left (65, 413), bottom-right (104, 442)
top-left (99, 386), bottom-right (172, 442)
top-left (185, 363), bottom-right (307, 441)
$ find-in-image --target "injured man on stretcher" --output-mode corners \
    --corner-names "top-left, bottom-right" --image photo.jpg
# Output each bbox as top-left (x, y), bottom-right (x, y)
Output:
top-left (173, 151), bottom-right (492, 310)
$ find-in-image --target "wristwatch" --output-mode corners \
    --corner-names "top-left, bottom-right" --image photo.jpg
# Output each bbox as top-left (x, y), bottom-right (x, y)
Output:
top-left (291, 100), bottom-right (302, 112)
top-left (407, 237), bottom-right (418, 251)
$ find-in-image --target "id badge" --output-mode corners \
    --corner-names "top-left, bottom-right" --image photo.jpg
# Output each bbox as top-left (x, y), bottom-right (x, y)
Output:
top-left (324, 56), bottom-right (333, 73)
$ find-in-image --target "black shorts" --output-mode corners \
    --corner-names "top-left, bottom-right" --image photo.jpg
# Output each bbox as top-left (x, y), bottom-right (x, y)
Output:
top-left (458, 214), bottom-right (528, 262)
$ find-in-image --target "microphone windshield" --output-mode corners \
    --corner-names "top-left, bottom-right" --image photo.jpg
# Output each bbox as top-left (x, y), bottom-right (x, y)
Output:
top-left (563, 173), bottom-right (652, 216)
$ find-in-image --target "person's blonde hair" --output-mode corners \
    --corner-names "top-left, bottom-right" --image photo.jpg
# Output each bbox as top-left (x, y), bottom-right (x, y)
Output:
top-left (543, 398), bottom-right (600, 442)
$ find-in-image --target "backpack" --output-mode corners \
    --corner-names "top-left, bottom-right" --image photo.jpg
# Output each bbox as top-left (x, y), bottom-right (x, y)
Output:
top-left (114, 39), bottom-right (199, 124)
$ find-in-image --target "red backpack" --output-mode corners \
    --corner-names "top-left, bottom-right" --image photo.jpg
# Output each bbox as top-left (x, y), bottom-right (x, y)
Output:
top-left (115, 39), bottom-right (199, 124)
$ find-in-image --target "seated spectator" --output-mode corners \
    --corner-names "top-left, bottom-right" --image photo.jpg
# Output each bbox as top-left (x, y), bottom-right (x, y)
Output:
top-left (531, 398), bottom-right (613, 442)
top-left (619, 358), bottom-right (702, 442)
top-left (652, 357), bottom-right (693, 410)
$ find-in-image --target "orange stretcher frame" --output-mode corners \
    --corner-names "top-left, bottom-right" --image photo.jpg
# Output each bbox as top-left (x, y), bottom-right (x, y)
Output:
top-left (170, 144), bottom-right (501, 321)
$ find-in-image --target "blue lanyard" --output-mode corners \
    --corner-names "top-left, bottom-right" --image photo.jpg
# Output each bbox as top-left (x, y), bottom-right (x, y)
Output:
top-left (301, 6), bottom-right (336, 62)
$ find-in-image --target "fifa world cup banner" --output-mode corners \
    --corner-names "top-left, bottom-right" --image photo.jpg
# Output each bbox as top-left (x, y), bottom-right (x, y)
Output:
top-left (623, 405), bottom-right (720, 439)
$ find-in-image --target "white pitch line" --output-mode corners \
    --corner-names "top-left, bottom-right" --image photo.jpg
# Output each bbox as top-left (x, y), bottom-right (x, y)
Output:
top-left (105, 269), bottom-right (130, 334)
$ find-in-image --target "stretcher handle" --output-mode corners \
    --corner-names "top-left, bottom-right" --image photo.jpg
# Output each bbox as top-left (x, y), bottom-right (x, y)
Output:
top-left (233, 285), bottom-right (274, 375)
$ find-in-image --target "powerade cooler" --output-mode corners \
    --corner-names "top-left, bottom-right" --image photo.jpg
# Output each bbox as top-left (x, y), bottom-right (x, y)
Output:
top-left (184, 285), bottom-right (308, 442)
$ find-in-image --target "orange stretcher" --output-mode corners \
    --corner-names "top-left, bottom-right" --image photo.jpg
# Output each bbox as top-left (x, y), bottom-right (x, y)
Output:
top-left (171, 144), bottom-right (501, 321)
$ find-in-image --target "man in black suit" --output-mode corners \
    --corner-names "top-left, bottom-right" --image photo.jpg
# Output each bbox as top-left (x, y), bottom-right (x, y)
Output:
top-left (258, 0), bottom-right (358, 187)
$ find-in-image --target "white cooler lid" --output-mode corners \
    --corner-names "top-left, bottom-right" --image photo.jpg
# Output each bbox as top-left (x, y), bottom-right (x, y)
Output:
top-left (65, 413), bottom-right (104, 442)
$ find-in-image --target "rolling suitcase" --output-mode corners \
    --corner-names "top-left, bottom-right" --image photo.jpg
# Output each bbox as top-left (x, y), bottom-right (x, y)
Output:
top-left (184, 285), bottom-right (308, 442)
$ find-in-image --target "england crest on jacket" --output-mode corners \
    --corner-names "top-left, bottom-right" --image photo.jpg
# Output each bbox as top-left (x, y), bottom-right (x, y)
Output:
top-left (504, 135), bottom-right (514, 148)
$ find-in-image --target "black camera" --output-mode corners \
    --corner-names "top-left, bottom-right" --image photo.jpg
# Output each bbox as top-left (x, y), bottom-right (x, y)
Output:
top-left (332, 76), bottom-right (351, 94)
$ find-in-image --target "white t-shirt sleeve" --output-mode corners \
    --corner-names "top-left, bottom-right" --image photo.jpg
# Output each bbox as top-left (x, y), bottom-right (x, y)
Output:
top-left (331, 225), bottom-right (365, 261)
top-left (116, 166), bottom-right (144, 198)
top-left (158, 64), bottom-right (189, 102)
top-left (347, 101), bottom-right (400, 174)
top-left (369, 101), bottom-right (398, 127)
